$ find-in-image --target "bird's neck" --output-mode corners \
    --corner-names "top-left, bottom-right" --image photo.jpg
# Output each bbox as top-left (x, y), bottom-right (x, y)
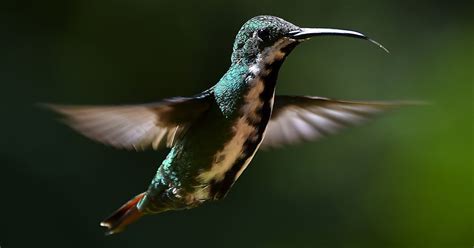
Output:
top-left (214, 41), bottom-right (297, 117)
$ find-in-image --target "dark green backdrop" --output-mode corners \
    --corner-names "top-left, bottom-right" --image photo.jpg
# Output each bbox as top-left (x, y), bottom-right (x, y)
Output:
top-left (1, 0), bottom-right (472, 247)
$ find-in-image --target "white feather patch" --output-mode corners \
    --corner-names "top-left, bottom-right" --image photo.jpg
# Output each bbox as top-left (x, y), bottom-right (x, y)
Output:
top-left (196, 38), bottom-right (292, 187)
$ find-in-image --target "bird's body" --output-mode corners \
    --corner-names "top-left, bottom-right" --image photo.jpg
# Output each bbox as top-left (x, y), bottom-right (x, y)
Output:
top-left (47, 15), bottom-right (406, 235)
top-left (140, 34), bottom-right (296, 213)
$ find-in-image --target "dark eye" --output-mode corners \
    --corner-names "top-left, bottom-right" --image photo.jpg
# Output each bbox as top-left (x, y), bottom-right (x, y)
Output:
top-left (257, 29), bottom-right (271, 41)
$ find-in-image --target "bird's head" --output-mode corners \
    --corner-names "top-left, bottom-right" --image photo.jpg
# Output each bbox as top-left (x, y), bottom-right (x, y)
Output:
top-left (231, 15), bottom-right (388, 65)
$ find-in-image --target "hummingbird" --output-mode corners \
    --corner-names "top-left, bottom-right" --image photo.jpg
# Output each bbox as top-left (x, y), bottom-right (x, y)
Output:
top-left (47, 15), bottom-right (406, 235)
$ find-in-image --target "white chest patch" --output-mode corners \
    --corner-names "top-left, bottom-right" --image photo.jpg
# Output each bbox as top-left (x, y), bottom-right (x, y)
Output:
top-left (198, 78), bottom-right (267, 183)
top-left (194, 38), bottom-right (295, 195)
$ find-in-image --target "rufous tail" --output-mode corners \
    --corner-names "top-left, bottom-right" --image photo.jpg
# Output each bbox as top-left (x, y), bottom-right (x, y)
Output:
top-left (100, 192), bottom-right (146, 235)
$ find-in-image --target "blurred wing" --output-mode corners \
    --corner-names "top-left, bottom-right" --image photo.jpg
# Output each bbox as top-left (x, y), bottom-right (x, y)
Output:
top-left (261, 95), bottom-right (409, 149)
top-left (45, 95), bottom-right (212, 151)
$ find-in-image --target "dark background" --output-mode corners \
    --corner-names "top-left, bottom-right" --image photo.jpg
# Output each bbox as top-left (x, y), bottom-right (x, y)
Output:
top-left (1, 0), bottom-right (472, 247)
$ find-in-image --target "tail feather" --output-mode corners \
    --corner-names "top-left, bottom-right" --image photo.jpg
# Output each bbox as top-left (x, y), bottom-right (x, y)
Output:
top-left (100, 192), bottom-right (146, 235)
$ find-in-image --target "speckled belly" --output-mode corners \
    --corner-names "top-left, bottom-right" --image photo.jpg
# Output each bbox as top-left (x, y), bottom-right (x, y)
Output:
top-left (199, 85), bottom-right (275, 199)
top-left (140, 72), bottom-right (277, 212)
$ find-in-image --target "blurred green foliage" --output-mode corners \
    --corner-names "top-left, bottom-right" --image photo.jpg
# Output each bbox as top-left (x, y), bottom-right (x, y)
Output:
top-left (0, 0), bottom-right (472, 247)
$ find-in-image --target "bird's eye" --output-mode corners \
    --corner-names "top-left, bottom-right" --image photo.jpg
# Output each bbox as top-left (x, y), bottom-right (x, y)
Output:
top-left (257, 29), bottom-right (271, 41)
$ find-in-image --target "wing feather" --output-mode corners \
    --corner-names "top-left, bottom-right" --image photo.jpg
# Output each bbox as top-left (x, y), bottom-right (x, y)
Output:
top-left (261, 96), bottom-right (413, 149)
top-left (44, 95), bottom-right (211, 151)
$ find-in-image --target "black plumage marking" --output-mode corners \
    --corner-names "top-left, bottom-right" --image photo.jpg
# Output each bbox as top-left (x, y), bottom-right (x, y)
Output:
top-left (209, 42), bottom-right (300, 199)
top-left (210, 44), bottom-right (298, 199)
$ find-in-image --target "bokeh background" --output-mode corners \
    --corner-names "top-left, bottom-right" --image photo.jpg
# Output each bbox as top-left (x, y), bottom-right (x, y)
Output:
top-left (1, 0), bottom-right (472, 247)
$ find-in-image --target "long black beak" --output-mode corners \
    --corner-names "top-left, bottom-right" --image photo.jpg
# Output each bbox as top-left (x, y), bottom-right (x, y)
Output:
top-left (288, 28), bottom-right (389, 53)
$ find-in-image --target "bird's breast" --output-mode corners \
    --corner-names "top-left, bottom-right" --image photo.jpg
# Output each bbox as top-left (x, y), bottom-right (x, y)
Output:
top-left (186, 46), bottom-right (287, 201)
top-left (196, 74), bottom-right (276, 199)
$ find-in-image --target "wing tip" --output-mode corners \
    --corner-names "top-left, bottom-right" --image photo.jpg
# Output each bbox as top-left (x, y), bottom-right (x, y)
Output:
top-left (37, 102), bottom-right (83, 116)
top-left (36, 102), bottom-right (58, 111)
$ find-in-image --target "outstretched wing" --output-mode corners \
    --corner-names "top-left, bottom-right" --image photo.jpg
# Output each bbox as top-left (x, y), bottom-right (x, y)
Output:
top-left (45, 94), bottom-right (212, 151)
top-left (261, 95), bottom-right (411, 149)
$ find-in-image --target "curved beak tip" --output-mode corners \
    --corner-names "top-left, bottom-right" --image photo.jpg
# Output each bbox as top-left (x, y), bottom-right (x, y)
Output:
top-left (367, 38), bottom-right (390, 54)
top-left (288, 28), bottom-right (390, 54)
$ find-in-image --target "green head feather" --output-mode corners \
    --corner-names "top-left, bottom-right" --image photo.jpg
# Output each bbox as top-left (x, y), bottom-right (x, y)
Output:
top-left (231, 15), bottom-right (299, 64)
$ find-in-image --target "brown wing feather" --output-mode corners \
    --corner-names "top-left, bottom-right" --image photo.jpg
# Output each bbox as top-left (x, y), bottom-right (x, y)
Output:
top-left (262, 95), bottom-right (417, 149)
top-left (44, 96), bottom-right (211, 151)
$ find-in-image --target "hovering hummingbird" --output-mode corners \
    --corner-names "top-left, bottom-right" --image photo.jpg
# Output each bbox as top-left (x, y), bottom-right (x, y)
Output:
top-left (47, 15), bottom-right (407, 235)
